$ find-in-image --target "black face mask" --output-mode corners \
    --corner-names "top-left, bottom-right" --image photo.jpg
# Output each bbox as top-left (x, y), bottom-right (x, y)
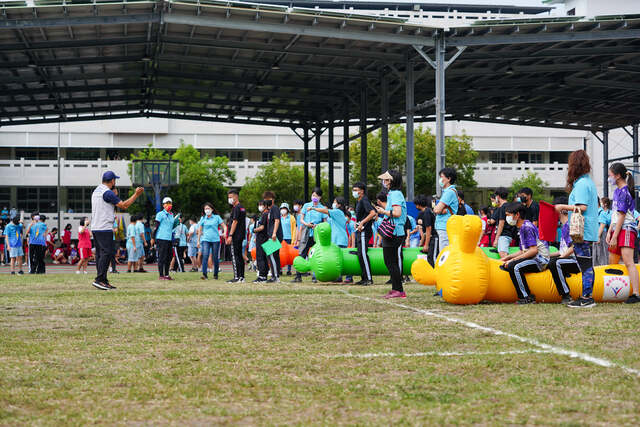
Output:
top-left (265, 200), bottom-right (273, 207)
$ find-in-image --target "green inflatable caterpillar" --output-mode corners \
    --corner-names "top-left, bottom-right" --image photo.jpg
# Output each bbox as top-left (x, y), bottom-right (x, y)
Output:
top-left (293, 222), bottom-right (422, 282)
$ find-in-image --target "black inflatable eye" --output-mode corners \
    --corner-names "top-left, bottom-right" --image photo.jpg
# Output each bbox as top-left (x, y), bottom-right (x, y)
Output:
top-left (604, 268), bottom-right (624, 275)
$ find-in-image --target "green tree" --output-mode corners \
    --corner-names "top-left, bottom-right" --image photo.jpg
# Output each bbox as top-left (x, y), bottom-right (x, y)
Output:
top-left (240, 154), bottom-right (330, 214)
top-left (510, 171), bottom-right (552, 203)
top-left (349, 124), bottom-right (477, 197)
top-left (125, 144), bottom-right (170, 217)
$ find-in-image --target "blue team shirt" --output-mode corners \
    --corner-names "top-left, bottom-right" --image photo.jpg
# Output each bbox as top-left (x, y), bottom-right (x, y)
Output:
top-left (387, 189), bottom-right (407, 237)
top-left (598, 209), bottom-right (611, 229)
top-left (174, 223), bottom-right (188, 246)
top-left (464, 204), bottom-right (474, 215)
top-left (199, 214), bottom-right (223, 243)
top-left (347, 220), bottom-right (355, 237)
top-left (568, 174), bottom-right (598, 242)
top-left (155, 210), bottom-right (175, 241)
top-left (435, 185), bottom-right (458, 231)
top-left (302, 202), bottom-right (327, 237)
top-left (4, 223), bottom-right (23, 248)
top-left (29, 222), bottom-right (47, 246)
top-left (135, 221), bottom-right (145, 248)
top-left (126, 223), bottom-right (137, 247)
top-left (327, 208), bottom-right (349, 247)
top-left (408, 215), bottom-right (420, 243)
top-left (281, 214), bottom-right (292, 240)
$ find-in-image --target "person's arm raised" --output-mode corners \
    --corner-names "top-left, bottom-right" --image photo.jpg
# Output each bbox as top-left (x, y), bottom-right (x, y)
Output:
top-left (116, 187), bottom-right (144, 210)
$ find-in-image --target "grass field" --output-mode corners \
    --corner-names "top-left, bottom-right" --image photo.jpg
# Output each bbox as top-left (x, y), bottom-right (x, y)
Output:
top-left (1, 271), bottom-right (640, 425)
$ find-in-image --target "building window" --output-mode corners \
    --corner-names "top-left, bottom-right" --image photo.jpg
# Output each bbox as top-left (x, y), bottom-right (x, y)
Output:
top-left (17, 187), bottom-right (57, 212)
top-left (550, 152), bottom-right (571, 164)
top-left (567, 8), bottom-right (575, 16)
top-left (67, 149), bottom-right (100, 161)
top-left (0, 187), bottom-right (10, 208)
top-left (261, 151), bottom-right (274, 162)
top-left (67, 187), bottom-right (95, 212)
top-left (15, 148), bottom-right (57, 160)
top-left (489, 152), bottom-right (514, 163)
top-left (517, 152), bottom-right (544, 164)
top-left (216, 150), bottom-right (244, 161)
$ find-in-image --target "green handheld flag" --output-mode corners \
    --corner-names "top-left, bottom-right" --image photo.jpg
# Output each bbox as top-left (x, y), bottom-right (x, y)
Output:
top-left (261, 239), bottom-right (282, 256)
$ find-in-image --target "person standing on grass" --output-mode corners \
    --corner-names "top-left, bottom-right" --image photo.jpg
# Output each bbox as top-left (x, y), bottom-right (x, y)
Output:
top-left (375, 170), bottom-right (407, 299)
top-left (76, 217), bottom-right (92, 275)
top-left (171, 216), bottom-right (188, 273)
top-left (187, 217), bottom-right (199, 272)
top-left (4, 216), bottom-right (24, 275)
top-left (352, 182), bottom-right (376, 286)
top-left (262, 191), bottom-right (282, 283)
top-left (62, 224), bottom-right (72, 255)
top-left (293, 188), bottom-right (327, 283)
top-left (605, 163), bottom-right (640, 304)
top-left (134, 214), bottom-right (148, 273)
top-left (279, 202), bottom-right (296, 276)
top-left (125, 215), bottom-right (138, 273)
top-left (198, 202), bottom-right (225, 280)
top-left (253, 200), bottom-right (270, 282)
top-left (225, 190), bottom-right (247, 283)
top-left (595, 197), bottom-right (612, 266)
top-left (155, 197), bottom-right (176, 281)
top-left (433, 168), bottom-right (459, 256)
top-left (26, 213), bottom-right (47, 274)
top-left (311, 196), bottom-right (353, 284)
top-left (554, 150), bottom-right (599, 308)
top-left (90, 171), bottom-right (144, 290)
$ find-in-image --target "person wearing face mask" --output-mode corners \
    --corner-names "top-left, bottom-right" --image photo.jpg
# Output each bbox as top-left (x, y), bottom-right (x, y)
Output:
top-left (293, 188), bottom-right (327, 283)
top-left (253, 200), bottom-right (270, 282)
top-left (4, 216), bottom-right (24, 275)
top-left (262, 191), bottom-right (282, 283)
top-left (225, 190), bottom-right (247, 283)
top-left (198, 202), bottom-right (226, 280)
top-left (433, 168), bottom-right (459, 257)
top-left (90, 171), bottom-right (144, 290)
top-left (155, 197), bottom-right (178, 281)
top-left (516, 187), bottom-right (539, 227)
top-left (491, 187), bottom-right (517, 259)
top-left (500, 203), bottom-right (550, 305)
top-left (352, 182), bottom-right (376, 285)
top-left (311, 196), bottom-right (353, 283)
top-left (279, 202), bottom-right (296, 276)
top-left (134, 214), bottom-right (148, 273)
top-left (292, 200), bottom-right (304, 248)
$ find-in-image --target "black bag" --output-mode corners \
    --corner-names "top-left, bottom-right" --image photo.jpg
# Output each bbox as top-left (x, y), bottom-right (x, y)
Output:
top-left (377, 217), bottom-right (395, 239)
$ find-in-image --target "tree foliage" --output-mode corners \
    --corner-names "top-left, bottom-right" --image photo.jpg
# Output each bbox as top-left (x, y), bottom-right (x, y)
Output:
top-left (349, 124), bottom-right (478, 197)
top-left (240, 154), bottom-right (330, 215)
top-left (510, 171), bottom-right (553, 203)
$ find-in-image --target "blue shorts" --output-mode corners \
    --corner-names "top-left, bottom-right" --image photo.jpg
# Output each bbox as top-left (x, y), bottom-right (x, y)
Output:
top-left (135, 245), bottom-right (144, 260)
top-left (497, 236), bottom-right (513, 254)
top-left (9, 246), bottom-right (24, 258)
top-left (127, 246), bottom-right (138, 262)
top-left (187, 245), bottom-right (198, 257)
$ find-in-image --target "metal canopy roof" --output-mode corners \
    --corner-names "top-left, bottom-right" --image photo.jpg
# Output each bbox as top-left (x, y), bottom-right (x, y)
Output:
top-left (1, 0), bottom-right (640, 131)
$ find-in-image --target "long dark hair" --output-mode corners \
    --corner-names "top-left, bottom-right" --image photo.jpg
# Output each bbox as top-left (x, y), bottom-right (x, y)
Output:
top-left (566, 149), bottom-right (591, 192)
top-left (334, 196), bottom-right (348, 218)
top-left (609, 162), bottom-right (635, 195)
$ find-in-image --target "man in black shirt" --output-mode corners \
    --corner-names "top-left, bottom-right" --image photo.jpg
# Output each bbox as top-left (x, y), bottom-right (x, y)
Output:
top-left (226, 189), bottom-right (246, 283)
top-left (517, 187), bottom-right (539, 226)
top-left (253, 201), bottom-right (269, 282)
top-left (492, 187), bottom-right (517, 258)
top-left (415, 195), bottom-right (437, 267)
top-left (353, 182), bottom-right (377, 285)
top-left (263, 191), bottom-right (282, 283)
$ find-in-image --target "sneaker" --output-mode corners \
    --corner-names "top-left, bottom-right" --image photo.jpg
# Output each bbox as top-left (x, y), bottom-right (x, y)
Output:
top-left (238, 277), bottom-right (245, 283)
top-left (433, 289), bottom-right (443, 297)
top-left (165, 276), bottom-right (174, 281)
top-left (568, 296), bottom-right (596, 308)
top-left (10, 271), bottom-right (15, 275)
top-left (561, 295), bottom-right (573, 305)
top-left (624, 294), bottom-right (640, 304)
top-left (92, 281), bottom-right (109, 290)
top-left (226, 278), bottom-right (241, 283)
top-left (312, 278), bottom-right (317, 283)
top-left (159, 276), bottom-right (168, 281)
top-left (516, 297), bottom-right (535, 305)
top-left (291, 276), bottom-right (302, 283)
top-left (111, 270), bottom-right (119, 274)
top-left (266, 277), bottom-right (280, 283)
top-left (286, 271), bottom-right (292, 276)
top-left (357, 280), bottom-right (373, 286)
top-left (383, 290), bottom-right (407, 299)
top-left (190, 267), bottom-right (198, 272)
top-left (385, 279), bottom-right (392, 285)
top-left (18, 271), bottom-right (23, 275)
top-left (201, 275), bottom-right (208, 280)
top-left (105, 283), bottom-right (117, 290)
top-left (253, 277), bottom-right (267, 283)
top-left (76, 271), bottom-right (81, 275)
top-left (136, 269), bottom-right (148, 273)
top-left (52, 261), bottom-right (59, 264)
top-left (83, 271), bottom-right (88, 275)
top-left (213, 275), bottom-right (218, 280)
top-left (343, 278), bottom-right (354, 284)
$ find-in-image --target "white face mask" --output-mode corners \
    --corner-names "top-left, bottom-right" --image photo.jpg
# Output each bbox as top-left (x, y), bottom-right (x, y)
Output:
top-left (332, 203), bottom-right (338, 209)
top-left (293, 206), bottom-right (300, 212)
top-left (281, 209), bottom-right (287, 216)
top-left (352, 190), bottom-right (360, 199)
top-left (228, 198), bottom-right (234, 205)
top-left (204, 209), bottom-right (212, 216)
top-left (506, 215), bottom-right (517, 226)
top-left (258, 206), bottom-right (264, 212)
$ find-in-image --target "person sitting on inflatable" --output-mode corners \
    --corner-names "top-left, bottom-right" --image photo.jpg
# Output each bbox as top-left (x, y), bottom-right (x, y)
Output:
top-left (499, 203), bottom-right (551, 305)
top-left (548, 197), bottom-right (580, 305)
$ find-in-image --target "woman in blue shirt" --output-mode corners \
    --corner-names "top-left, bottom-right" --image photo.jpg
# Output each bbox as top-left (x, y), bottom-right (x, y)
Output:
top-left (375, 170), bottom-right (407, 299)
top-left (433, 168), bottom-right (459, 255)
top-left (155, 197), bottom-right (176, 281)
top-left (198, 202), bottom-right (226, 280)
top-left (170, 217), bottom-right (188, 273)
top-left (125, 216), bottom-right (138, 273)
top-left (311, 196), bottom-right (353, 283)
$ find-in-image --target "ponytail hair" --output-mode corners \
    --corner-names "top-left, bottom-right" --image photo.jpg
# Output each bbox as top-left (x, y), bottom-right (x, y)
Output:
top-left (609, 162), bottom-right (635, 196)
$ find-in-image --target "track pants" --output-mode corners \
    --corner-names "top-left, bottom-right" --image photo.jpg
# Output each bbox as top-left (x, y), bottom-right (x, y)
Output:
top-left (231, 238), bottom-right (245, 279)
top-left (574, 242), bottom-right (595, 297)
top-left (268, 247), bottom-right (281, 280)
top-left (157, 239), bottom-right (172, 277)
top-left (256, 240), bottom-right (269, 279)
top-left (383, 236), bottom-right (404, 292)
top-left (295, 236), bottom-right (315, 279)
top-left (173, 246), bottom-right (186, 272)
top-left (93, 230), bottom-right (114, 284)
top-left (356, 230), bottom-right (372, 281)
top-left (548, 257), bottom-right (580, 297)
top-left (30, 244), bottom-right (46, 274)
top-left (506, 258), bottom-right (544, 299)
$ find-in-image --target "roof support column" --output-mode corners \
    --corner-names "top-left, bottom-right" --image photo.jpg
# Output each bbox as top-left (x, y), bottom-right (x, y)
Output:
top-left (405, 61), bottom-right (415, 201)
top-left (603, 130), bottom-right (609, 198)
top-left (435, 34), bottom-right (446, 198)
top-left (381, 75), bottom-right (389, 173)
top-left (343, 107), bottom-right (350, 202)
top-left (360, 86), bottom-right (368, 183)
top-left (328, 120), bottom-right (335, 202)
top-left (315, 124), bottom-right (322, 189)
top-left (304, 127), bottom-right (310, 201)
top-left (634, 124), bottom-right (639, 203)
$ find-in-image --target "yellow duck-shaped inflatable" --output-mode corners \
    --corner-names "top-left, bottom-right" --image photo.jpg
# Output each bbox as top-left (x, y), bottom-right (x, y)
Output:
top-left (411, 215), bottom-right (635, 304)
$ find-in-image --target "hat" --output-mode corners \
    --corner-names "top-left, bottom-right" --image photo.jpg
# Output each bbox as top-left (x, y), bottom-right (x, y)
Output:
top-left (378, 171), bottom-right (392, 180)
top-left (280, 202), bottom-right (290, 210)
top-left (162, 197), bottom-right (172, 204)
top-left (102, 171), bottom-right (120, 181)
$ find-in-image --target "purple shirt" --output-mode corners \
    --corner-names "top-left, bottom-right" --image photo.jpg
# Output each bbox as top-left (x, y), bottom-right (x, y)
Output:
top-left (519, 220), bottom-right (540, 250)
top-left (611, 185), bottom-right (637, 231)
top-left (559, 222), bottom-right (573, 256)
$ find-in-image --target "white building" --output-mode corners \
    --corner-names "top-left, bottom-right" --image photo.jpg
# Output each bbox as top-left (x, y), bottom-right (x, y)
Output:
top-left (544, 0), bottom-right (640, 17)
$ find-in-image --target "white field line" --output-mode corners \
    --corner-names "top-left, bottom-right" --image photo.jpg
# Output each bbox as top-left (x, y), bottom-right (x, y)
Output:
top-left (329, 349), bottom-right (553, 359)
top-left (342, 291), bottom-right (640, 377)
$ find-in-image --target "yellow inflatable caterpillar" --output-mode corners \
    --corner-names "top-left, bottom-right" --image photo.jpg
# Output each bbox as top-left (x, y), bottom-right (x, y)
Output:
top-left (411, 215), bottom-right (635, 304)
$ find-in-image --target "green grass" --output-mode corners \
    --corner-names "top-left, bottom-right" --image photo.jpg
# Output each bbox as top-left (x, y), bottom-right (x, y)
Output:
top-left (1, 272), bottom-right (640, 425)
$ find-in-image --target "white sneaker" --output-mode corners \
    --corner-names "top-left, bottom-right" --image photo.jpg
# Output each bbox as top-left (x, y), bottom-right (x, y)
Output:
top-left (76, 271), bottom-right (80, 275)
top-left (83, 271), bottom-right (88, 274)
top-left (53, 261), bottom-right (60, 264)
